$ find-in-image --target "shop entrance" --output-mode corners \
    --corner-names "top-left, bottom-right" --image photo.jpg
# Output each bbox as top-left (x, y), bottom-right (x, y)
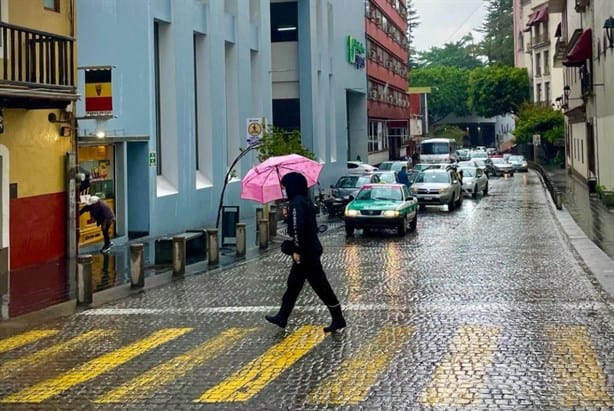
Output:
top-left (77, 145), bottom-right (116, 247)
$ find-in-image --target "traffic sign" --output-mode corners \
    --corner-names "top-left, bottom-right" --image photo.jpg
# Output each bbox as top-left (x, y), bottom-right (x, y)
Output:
top-left (246, 118), bottom-right (264, 145)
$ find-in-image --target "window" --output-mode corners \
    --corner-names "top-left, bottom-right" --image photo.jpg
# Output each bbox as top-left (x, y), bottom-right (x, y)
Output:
top-left (43, 0), bottom-right (59, 12)
top-left (543, 50), bottom-right (550, 75)
top-left (270, 2), bottom-right (298, 42)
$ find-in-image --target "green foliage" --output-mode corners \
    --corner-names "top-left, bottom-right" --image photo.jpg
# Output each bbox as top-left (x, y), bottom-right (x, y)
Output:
top-left (415, 35), bottom-right (484, 69)
top-left (406, 0), bottom-right (420, 67)
top-left (467, 66), bottom-right (530, 117)
top-left (256, 125), bottom-right (315, 162)
top-left (477, 0), bottom-right (514, 66)
top-left (431, 124), bottom-right (466, 143)
top-left (513, 103), bottom-right (564, 144)
top-left (410, 66), bottom-right (471, 122)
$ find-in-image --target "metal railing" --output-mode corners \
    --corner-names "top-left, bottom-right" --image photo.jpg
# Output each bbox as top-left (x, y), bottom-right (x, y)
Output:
top-left (0, 22), bottom-right (75, 90)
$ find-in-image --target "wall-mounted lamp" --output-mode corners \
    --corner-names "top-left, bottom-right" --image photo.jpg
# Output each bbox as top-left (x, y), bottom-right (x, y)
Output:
top-left (604, 16), bottom-right (614, 49)
top-left (95, 131), bottom-right (106, 138)
top-left (48, 112), bottom-right (73, 137)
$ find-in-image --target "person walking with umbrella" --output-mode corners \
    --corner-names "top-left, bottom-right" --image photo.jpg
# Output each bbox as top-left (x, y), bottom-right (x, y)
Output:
top-left (266, 171), bottom-right (347, 333)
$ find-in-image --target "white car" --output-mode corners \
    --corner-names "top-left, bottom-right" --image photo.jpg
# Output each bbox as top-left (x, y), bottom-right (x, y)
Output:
top-left (347, 161), bottom-right (378, 174)
top-left (459, 166), bottom-right (488, 198)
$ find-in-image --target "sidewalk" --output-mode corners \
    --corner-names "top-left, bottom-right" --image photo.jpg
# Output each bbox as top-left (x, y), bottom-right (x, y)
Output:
top-left (545, 166), bottom-right (614, 261)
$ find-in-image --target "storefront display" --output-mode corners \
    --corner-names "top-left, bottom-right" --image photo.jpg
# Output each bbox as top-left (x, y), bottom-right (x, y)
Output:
top-left (78, 145), bottom-right (116, 246)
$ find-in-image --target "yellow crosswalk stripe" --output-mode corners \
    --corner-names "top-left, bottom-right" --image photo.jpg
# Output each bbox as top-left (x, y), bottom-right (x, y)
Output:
top-left (197, 325), bottom-right (327, 403)
top-left (0, 329), bottom-right (114, 380)
top-left (0, 330), bottom-right (59, 354)
top-left (95, 327), bottom-right (258, 403)
top-left (306, 326), bottom-right (414, 405)
top-left (546, 325), bottom-right (614, 408)
top-left (0, 328), bottom-right (191, 403)
top-left (420, 325), bottom-right (500, 407)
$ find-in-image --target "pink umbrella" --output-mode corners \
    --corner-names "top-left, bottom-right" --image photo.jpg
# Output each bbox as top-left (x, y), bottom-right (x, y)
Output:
top-left (241, 154), bottom-right (323, 203)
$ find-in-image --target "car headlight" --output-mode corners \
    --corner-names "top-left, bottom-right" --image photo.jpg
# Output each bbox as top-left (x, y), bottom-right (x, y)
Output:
top-left (382, 210), bottom-right (399, 217)
top-left (345, 209), bottom-right (359, 217)
top-left (439, 186), bottom-right (449, 193)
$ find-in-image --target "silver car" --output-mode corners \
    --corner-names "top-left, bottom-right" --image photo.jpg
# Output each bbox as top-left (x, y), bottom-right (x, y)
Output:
top-left (508, 155), bottom-right (528, 172)
top-left (331, 174), bottom-right (381, 199)
top-left (410, 168), bottom-right (463, 210)
top-left (459, 166), bottom-right (488, 198)
top-left (490, 157), bottom-right (515, 176)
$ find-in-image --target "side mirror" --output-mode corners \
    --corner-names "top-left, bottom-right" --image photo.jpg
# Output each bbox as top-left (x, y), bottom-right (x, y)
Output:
top-left (330, 184), bottom-right (334, 189)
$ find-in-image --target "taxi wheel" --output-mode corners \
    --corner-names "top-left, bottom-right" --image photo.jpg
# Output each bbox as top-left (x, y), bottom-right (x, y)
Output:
top-left (397, 220), bottom-right (406, 236)
top-left (345, 225), bottom-right (354, 236)
top-left (410, 213), bottom-right (418, 231)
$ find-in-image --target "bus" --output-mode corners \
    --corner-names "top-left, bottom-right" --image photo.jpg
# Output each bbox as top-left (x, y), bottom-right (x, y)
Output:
top-left (418, 138), bottom-right (457, 164)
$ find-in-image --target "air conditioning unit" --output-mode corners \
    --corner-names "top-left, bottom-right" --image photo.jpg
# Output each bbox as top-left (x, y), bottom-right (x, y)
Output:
top-left (370, 90), bottom-right (378, 99)
top-left (369, 50), bottom-right (377, 59)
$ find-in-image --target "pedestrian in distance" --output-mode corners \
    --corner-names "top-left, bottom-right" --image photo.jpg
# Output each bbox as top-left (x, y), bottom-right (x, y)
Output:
top-left (398, 166), bottom-right (410, 187)
top-left (266, 172), bottom-right (347, 333)
top-left (80, 196), bottom-right (115, 253)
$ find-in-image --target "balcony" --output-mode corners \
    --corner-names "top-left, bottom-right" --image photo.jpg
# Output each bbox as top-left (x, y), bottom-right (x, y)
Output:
top-left (0, 22), bottom-right (77, 109)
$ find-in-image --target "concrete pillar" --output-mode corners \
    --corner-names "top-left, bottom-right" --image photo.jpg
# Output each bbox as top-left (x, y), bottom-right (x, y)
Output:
top-left (256, 207), bottom-right (264, 231)
top-left (207, 229), bottom-right (219, 266)
top-left (268, 210), bottom-right (278, 237)
top-left (259, 219), bottom-right (269, 249)
top-left (236, 223), bottom-right (246, 258)
top-left (173, 236), bottom-right (186, 276)
top-left (130, 243), bottom-right (145, 288)
top-left (77, 254), bottom-right (93, 305)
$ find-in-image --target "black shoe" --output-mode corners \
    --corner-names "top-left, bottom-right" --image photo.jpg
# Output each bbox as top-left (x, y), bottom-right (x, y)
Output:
top-left (323, 317), bottom-right (347, 333)
top-left (265, 314), bottom-right (287, 328)
top-left (324, 305), bottom-right (346, 333)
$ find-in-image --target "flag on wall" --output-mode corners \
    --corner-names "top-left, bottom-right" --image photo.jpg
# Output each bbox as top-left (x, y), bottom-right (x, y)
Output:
top-left (85, 68), bottom-right (113, 117)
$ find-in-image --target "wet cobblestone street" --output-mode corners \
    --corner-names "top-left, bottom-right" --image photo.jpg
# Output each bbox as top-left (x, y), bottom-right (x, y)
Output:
top-left (1, 170), bottom-right (614, 410)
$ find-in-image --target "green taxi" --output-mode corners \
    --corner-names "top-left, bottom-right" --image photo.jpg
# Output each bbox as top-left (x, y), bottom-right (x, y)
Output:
top-left (343, 183), bottom-right (419, 236)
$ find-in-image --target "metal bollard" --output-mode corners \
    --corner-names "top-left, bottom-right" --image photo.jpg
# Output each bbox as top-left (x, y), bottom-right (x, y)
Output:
top-left (236, 223), bottom-right (246, 257)
top-left (256, 208), bottom-right (264, 231)
top-left (172, 236), bottom-right (186, 276)
top-left (130, 243), bottom-right (145, 288)
top-left (268, 210), bottom-right (278, 237)
top-left (259, 219), bottom-right (269, 249)
top-left (207, 229), bottom-right (219, 266)
top-left (77, 254), bottom-right (93, 305)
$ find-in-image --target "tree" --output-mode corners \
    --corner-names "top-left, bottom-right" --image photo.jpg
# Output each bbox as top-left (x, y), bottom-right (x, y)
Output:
top-left (467, 66), bottom-right (530, 117)
top-left (514, 103), bottom-right (564, 160)
top-left (256, 125), bottom-right (314, 162)
top-left (415, 37), bottom-right (484, 69)
top-left (477, 0), bottom-right (514, 66)
top-left (406, 0), bottom-right (420, 68)
top-left (410, 66), bottom-right (471, 123)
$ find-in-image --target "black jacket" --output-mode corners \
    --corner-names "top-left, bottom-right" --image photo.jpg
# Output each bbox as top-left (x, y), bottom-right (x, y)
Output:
top-left (281, 172), bottom-right (323, 260)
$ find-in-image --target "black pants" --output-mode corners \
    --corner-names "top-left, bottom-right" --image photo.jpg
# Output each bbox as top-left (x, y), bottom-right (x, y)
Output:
top-left (278, 257), bottom-right (340, 318)
top-left (100, 219), bottom-right (113, 247)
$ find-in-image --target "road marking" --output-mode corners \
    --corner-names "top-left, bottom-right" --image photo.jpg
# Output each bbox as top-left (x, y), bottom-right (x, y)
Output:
top-left (0, 329), bottom-right (113, 380)
top-left (306, 326), bottom-right (414, 405)
top-left (546, 325), bottom-right (614, 408)
top-left (0, 330), bottom-right (59, 354)
top-left (79, 301), bottom-right (613, 315)
top-left (197, 325), bottom-right (327, 403)
top-left (0, 328), bottom-right (191, 403)
top-left (95, 327), bottom-right (258, 403)
top-left (420, 325), bottom-right (500, 407)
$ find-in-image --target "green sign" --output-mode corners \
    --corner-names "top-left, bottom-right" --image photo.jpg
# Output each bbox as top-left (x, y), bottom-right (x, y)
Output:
top-left (347, 35), bottom-right (365, 69)
top-left (149, 152), bottom-right (157, 167)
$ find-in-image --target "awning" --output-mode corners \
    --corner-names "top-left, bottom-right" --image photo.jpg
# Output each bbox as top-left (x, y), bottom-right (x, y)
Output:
top-left (563, 28), bottom-right (592, 67)
top-left (554, 22), bottom-right (561, 38)
top-left (526, 5), bottom-right (548, 27)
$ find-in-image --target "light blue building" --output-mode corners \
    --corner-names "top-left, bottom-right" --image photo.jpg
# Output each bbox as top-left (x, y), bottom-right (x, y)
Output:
top-left (76, 0), bottom-right (366, 245)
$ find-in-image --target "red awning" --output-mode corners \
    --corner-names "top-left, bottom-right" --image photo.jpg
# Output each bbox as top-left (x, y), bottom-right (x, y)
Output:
top-left (563, 28), bottom-right (592, 67)
top-left (526, 5), bottom-right (548, 27)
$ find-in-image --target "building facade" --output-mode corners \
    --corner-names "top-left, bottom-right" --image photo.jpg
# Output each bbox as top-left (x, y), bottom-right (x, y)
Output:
top-left (365, 0), bottom-right (411, 165)
top-left (0, 0), bottom-right (78, 318)
top-left (545, 0), bottom-right (613, 190)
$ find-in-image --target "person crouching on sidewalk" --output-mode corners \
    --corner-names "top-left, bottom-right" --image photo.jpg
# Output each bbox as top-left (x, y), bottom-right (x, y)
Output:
top-left (80, 196), bottom-right (115, 253)
top-left (266, 172), bottom-right (347, 333)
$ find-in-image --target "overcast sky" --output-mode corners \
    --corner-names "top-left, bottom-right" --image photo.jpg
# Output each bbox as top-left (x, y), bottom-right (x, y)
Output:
top-left (412, 0), bottom-right (488, 52)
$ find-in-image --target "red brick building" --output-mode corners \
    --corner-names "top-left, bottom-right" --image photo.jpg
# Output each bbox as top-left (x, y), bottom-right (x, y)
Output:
top-left (365, 0), bottom-right (415, 164)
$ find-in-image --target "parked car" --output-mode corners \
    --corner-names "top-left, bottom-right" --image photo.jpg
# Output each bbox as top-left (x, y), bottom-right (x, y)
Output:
top-left (372, 170), bottom-right (399, 184)
top-left (377, 161), bottom-right (407, 172)
top-left (344, 183), bottom-right (419, 236)
top-left (459, 166), bottom-right (488, 198)
top-left (410, 168), bottom-right (463, 210)
top-left (331, 174), bottom-right (381, 200)
top-left (490, 157), bottom-right (515, 176)
top-left (508, 155), bottom-right (528, 172)
top-left (347, 161), bottom-right (378, 174)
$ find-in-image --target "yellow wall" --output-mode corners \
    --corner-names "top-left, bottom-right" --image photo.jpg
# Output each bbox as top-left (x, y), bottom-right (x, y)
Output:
top-left (1, 109), bottom-right (72, 197)
top-left (8, 0), bottom-right (74, 36)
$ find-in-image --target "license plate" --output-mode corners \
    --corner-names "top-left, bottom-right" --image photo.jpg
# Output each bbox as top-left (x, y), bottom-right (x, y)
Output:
top-left (424, 197), bottom-right (432, 201)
